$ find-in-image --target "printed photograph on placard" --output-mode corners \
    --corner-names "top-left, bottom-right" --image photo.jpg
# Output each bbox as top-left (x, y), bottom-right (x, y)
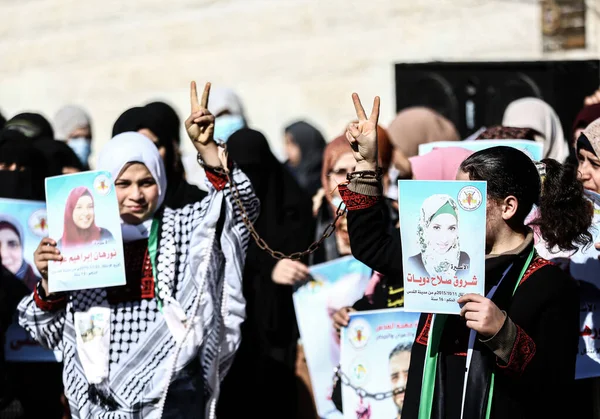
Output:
top-left (399, 180), bottom-right (487, 314)
top-left (0, 198), bottom-right (60, 362)
top-left (340, 309), bottom-right (420, 419)
top-left (46, 171), bottom-right (126, 292)
top-left (418, 140), bottom-right (543, 161)
top-left (293, 255), bottom-right (373, 419)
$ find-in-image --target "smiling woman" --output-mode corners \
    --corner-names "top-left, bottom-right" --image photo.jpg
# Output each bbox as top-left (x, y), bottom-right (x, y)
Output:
top-left (58, 186), bottom-right (114, 249)
top-left (408, 194), bottom-right (470, 280)
top-left (114, 163), bottom-right (160, 225)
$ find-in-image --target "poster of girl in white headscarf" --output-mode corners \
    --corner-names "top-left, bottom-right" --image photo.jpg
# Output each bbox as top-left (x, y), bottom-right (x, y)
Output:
top-left (399, 181), bottom-right (487, 314)
top-left (0, 198), bottom-right (59, 361)
top-left (46, 171), bottom-right (125, 292)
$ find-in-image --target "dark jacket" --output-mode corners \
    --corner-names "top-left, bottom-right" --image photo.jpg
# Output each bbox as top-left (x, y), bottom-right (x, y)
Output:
top-left (0, 266), bottom-right (29, 410)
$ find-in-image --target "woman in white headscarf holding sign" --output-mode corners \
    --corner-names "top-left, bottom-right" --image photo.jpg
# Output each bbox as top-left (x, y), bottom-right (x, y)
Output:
top-left (18, 82), bottom-right (259, 419)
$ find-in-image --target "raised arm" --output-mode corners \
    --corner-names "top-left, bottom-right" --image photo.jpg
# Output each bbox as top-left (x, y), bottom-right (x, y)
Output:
top-left (341, 93), bottom-right (403, 283)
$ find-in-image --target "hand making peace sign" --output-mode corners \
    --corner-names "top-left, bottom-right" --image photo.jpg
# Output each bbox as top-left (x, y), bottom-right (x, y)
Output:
top-left (185, 81), bottom-right (221, 167)
top-left (185, 81), bottom-right (216, 146)
top-left (346, 92), bottom-right (381, 171)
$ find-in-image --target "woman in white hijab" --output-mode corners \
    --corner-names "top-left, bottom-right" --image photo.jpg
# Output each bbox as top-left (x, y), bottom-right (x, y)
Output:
top-left (502, 97), bottom-right (570, 162)
top-left (18, 82), bottom-right (259, 419)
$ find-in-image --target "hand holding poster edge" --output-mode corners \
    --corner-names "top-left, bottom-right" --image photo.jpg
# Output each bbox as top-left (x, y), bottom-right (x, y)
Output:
top-left (458, 293), bottom-right (506, 339)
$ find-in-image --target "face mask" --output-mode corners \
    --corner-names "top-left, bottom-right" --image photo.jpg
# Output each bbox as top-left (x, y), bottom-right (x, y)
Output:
top-left (68, 137), bottom-right (91, 166)
top-left (213, 115), bottom-right (245, 142)
top-left (331, 197), bottom-right (347, 213)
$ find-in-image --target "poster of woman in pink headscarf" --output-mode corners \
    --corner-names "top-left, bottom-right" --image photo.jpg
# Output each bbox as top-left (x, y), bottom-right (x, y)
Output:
top-left (58, 186), bottom-right (115, 249)
top-left (46, 171), bottom-right (125, 293)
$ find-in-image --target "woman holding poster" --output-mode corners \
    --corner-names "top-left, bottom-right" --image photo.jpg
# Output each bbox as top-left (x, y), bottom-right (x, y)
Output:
top-left (338, 92), bottom-right (592, 419)
top-left (18, 81), bottom-right (259, 419)
top-left (58, 186), bottom-right (114, 249)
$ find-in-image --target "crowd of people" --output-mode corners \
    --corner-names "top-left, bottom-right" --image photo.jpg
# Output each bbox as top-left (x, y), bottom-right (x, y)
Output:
top-left (1, 78), bottom-right (600, 419)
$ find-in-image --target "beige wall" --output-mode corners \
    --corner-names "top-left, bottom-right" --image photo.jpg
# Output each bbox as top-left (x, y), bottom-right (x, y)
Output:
top-left (1, 0), bottom-right (599, 165)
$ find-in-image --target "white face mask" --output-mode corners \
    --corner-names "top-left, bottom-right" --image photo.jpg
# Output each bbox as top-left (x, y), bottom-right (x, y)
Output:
top-left (213, 115), bottom-right (245, 142)
top-left (68, 137), bottom-right (91, 166)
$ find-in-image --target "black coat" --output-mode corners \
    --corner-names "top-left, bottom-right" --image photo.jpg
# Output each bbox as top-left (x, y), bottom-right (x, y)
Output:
top-left (346, 199), bottom-right (578, 419)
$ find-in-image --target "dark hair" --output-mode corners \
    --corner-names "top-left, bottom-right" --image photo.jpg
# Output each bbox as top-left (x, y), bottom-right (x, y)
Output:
top-left (460, 146), bottom-right (592, 252)
top-left (389, 341), bottom-right (413, 360)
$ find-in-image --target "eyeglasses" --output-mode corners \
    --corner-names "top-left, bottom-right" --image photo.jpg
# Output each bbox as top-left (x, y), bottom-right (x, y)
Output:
top-left (329, 167), bottom-right (356, 182)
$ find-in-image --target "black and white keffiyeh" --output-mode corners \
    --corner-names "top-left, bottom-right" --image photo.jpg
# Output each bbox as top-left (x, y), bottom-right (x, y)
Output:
top-left (18, 134), bottom-right (259, 419)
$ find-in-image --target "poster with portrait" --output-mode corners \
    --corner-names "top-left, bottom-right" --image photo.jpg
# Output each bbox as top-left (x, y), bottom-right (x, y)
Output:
top-left (399, 180), bottom-right (487, 314)
top-left (0, 198), bottom-right (60, 362)
top-left (293, 256), bottom-right (373, 419)
top-left (46, 171), bottom-right (126, 293)
top-left (418, 140), bottom-right (544, 161)
top-left (340, 309), bottom-right (420, 419)
top-left (566, 190), bottom-right (600, 379)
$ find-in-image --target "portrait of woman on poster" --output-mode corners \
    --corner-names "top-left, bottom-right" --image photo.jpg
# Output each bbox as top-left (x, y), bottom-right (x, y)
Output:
top-left (0, 217), bottom-right (41, 291)
top-left (58, 186), bottom-right (114, 249)
top-left (408, 194), bottom-right (470, 280)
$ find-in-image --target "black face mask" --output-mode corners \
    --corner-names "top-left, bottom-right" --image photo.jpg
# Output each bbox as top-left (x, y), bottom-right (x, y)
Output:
top-left (0, 170), bottom-right (40, 201)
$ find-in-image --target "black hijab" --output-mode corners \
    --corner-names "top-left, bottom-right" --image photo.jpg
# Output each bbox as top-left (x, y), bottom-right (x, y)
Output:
top-left (112, 107), bottom-right (206, 208)
top-left (2, 113), bottom-right (54, 142)
top-left (0, 136), bottom-right (48, 200)
top-left (285, 121), bottom-right (326, 196)
top-left (34, 138), bottom-right (84, 176)
top-left (145, 101), bottom-right (181, 146)
top-left (227, 128), bottom-right (314, 346)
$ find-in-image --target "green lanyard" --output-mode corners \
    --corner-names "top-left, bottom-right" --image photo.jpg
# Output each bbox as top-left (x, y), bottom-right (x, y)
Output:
top-left (419, 248), bottom-right (535, 419)
top-left (147, 217), bottom-right (162, 312)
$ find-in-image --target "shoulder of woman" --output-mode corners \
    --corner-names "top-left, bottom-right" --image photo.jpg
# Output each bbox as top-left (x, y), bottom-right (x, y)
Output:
top-left (519, 259), bottom-right (577, 296)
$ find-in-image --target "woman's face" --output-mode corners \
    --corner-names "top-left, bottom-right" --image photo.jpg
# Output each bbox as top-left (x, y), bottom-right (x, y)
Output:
top-left (115, 163), bottom-right (160, 225)
top-left (328, 152), bottom-right (356, 201)
top-left (285, 133), bottom-right (301, 167)
top-left (0, 227), bottom-right (22, 274)
top-left (578, 149), bottom-right (600, 193)
top-left (425, 213), bottom-right (458, 254)
top-left (72, 195), bottom-right (95, 230)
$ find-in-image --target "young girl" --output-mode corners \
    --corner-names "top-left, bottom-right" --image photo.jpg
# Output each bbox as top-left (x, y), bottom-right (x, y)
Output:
top-left (18, 82), bottom-right (259, 418)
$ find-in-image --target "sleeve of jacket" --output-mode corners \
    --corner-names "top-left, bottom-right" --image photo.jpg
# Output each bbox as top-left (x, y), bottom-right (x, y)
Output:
top-left (341, 181), bottom-right (404, 285)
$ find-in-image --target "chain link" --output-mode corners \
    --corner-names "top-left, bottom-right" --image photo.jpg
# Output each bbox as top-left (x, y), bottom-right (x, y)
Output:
top-left (225, 168), bottom-right (346, 261)
top-left (333, 366), bottom-right (395, 401)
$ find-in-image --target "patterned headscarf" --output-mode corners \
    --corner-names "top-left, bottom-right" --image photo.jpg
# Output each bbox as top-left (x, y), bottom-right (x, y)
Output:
top-left (580, 117), bottom-right (600, 157)
top-left (417, 195), bottom-right (461, 277)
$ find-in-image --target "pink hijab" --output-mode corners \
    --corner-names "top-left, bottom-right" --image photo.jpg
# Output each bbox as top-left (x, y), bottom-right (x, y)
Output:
top-left (61, 186), bottom-right (101, 248)
top-left (408, 147), bottom-right (474, 180)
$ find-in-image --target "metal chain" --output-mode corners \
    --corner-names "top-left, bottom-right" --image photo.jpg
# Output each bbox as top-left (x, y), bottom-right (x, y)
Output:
top-left (224, 166), bottom-right (346, 261)
top-left (333, 366), bottom-right (394, 401)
